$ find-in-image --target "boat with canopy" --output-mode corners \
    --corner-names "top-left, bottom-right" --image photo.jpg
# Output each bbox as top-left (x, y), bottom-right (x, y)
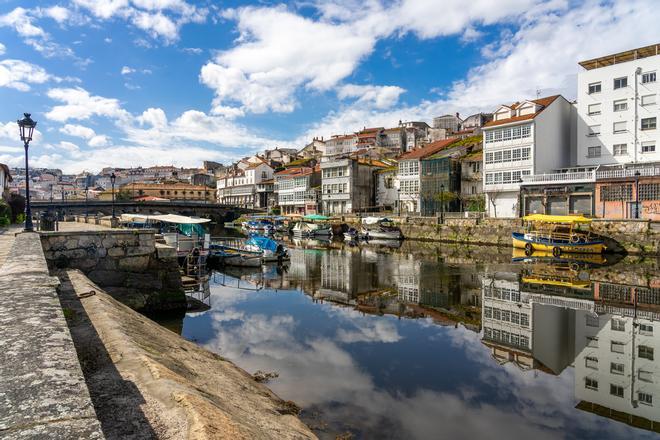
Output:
top-left (293, 214), bottom-right (333, 237)
top-left (512, 214), bottom-right (606, 256)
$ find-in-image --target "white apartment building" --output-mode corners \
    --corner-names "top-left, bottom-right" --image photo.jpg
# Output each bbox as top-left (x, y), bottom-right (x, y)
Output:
top-left (577, 43), bottom-right (660, 166)
top-left (274, 166), bottom-right (320, 215)
top-left (216, 157), bottom-right (274, 208)
top-left (575, 310), bottom-right (659, 425)
top-left (481, 275), bottom-right (533, 365)
top-left (482, 95), bottom-right (574, 218)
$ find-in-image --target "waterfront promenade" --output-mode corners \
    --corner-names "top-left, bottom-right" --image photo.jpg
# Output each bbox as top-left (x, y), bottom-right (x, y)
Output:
top-left (0, 226), bottom-right (19, 267)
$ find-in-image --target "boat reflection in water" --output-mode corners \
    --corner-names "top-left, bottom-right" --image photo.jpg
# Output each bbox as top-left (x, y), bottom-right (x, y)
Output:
top-left (169, 241), bottom-right (660, 439)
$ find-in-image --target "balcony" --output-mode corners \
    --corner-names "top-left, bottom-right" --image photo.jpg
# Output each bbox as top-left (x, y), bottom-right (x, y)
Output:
top-left (521, 171), bottom-right (596, 185)
top-left (596, 165), bottom-right (660, 179)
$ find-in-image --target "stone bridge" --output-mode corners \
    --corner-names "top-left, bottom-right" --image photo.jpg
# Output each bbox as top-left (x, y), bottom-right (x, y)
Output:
top-left (31, 200), bottom-right (262, 222)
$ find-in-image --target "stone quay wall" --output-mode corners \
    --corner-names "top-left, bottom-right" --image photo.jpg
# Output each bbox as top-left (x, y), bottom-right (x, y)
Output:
top-left (339, 215), bottom-right (660, 255)
top-left (0, 233), bottom-right (103, 438)
top-left (40, 229), bottom-right (185, 312)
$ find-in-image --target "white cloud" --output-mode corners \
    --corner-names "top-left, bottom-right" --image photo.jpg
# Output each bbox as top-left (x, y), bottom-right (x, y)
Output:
top-left (121, 66), bottom-right (136, 75)
top-left (59, 123), bottom-right (96, 139)
top-left (202, 1), bottom-right (545, 115)
top-left (0, 59), bottom-right (58, 91)
top-left (0, 43), bottom-right (5, 56)
top-left (182, 47), bottom-right (203, 55)
top-left (0, 7), bottom-right (47, 38)
top-left (72, 0), bottom-right (207, 43)
top-left (337, 84), bottom-right (406, 109)
top-left (59, 123), bottom-right (112, 147)
top-left (41, 6), bottom-right (71, 23)
top-left (299, 0), bottom-right (660, 142)
top-left (45, 87), bottom-right (130, 122)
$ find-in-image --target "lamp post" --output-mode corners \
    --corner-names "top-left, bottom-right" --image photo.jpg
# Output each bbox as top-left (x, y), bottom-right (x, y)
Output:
top-left (85, 174), bottom-right (89, 219)
top-left (397, 188), bottom-right (401, 216)
top-left (17, 113), bottom-right (36, 232)
top-left (634, 170), bottom-right (641, 219)
top-left (440, 184), bottom-right (445, 223)
top-left (518, 178), bottom-right (524, 217)
top-left (110, 172), bottom-right (116, 220)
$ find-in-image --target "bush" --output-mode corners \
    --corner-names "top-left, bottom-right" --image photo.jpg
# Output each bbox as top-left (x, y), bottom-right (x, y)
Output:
top-left (0, 215), bottom-right (9, 227)
top-left (7, 194), bottom-right (25, 223)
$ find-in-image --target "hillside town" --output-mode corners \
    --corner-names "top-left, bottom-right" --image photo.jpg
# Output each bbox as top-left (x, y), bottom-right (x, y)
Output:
top-left (2, 44), bottom-right (659, 223)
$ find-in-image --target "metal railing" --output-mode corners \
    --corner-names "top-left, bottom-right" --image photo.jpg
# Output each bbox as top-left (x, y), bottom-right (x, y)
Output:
top-left (522, 170), bottom-right (596, 184)
top-left (596, 166), bottom-right (660, 179)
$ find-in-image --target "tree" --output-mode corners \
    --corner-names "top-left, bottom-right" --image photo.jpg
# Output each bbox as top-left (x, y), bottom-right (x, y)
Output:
top-left (7, 193), bottom-right (25, 223)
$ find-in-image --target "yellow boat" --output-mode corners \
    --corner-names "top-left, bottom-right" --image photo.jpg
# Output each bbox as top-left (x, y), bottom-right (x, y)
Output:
top-left (512, 214), bottom-right (606, 256)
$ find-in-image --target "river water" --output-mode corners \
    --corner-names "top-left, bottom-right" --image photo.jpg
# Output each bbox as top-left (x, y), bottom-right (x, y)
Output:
top-left (168, 238), bottom-right (660, 439)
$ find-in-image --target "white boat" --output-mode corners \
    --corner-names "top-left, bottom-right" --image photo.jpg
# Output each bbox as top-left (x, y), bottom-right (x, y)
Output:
top-left (293, 215), bottom-right (333, 237)
top-left (361, 217), bottom-right (403, 240)
top-left (120, 213), bottom-right (212, 256)
top-left (244, 236), bottom-right (290, 263)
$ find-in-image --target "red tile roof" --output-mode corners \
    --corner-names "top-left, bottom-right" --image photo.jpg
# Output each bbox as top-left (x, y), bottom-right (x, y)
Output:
top-left (397, 138), bottom-right (456, 160)
top-left (484, 95), bottom-right (560, 127)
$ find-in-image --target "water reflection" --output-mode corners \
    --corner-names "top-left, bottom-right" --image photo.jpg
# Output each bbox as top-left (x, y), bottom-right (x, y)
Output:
top-left (171, 241), bottom-right (660, 439)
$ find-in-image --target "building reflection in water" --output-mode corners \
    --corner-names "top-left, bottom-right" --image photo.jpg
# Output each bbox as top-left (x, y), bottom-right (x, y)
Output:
top-left (482, 255), bottom-right (660, 433)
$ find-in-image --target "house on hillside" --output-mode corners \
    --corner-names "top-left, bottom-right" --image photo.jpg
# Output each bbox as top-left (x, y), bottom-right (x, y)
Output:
top-left (216, 157), bottom-right (274, 208)
top-left (396, 138), bottom-right (456, 214)
top-left (321, 155), bottom-right (387, 214)
top-left (275, 165), bottom-right (321, 215)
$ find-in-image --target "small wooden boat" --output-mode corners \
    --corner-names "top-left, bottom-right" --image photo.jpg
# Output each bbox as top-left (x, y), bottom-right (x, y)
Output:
top-left (512, 214), bottom-right (605, 256)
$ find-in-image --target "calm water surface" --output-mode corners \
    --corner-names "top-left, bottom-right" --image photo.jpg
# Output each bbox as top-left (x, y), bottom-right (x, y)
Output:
top-left (171, 240), bottom-right (660, 439)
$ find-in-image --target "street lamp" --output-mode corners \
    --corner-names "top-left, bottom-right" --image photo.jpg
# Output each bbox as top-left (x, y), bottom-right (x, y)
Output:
top-left (634, 170), bottom-right (641, 219)
top-left (397, 188), bottom-right (401, 216)
top-left (85, 174), bottom-right (89, 219)
top-left (440, 183), bottom-right (445, 223)
top-left (110, 172), bottom-right (117, 220)
top-left (17, 113), bottom-right (36, 231)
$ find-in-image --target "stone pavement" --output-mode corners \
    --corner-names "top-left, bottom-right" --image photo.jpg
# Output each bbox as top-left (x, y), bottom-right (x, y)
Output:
top-left (0, 232), bottom-right (104, 439)
top-left (0, 226), bottom-right (20, 268)
top-left (55, 221), bottom-right (111, 232)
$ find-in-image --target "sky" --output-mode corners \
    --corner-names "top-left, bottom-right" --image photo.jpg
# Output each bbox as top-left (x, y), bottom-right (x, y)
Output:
top-left (0, 0), bottom-right (658, 174)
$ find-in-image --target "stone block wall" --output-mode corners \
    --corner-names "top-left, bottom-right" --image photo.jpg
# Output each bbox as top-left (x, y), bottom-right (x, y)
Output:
top-left (40, 230), bottom-right (185, 311)
top-left (338, 214), bottom-right (660, 255)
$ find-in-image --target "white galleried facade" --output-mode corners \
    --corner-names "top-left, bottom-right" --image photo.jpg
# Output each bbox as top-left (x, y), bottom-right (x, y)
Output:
top-left (216, 157), bottom-right (274, 208)
top-left (1, 164), bottom-right (11, 200)
top-left (483, 95), bottom-right (573, 218)
top-left (577, 44), bottom-right (660, 166)
top-left (274, 166), bottom-right (320, 215)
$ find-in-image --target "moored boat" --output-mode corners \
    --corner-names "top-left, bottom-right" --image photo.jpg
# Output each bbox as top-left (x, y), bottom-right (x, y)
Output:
top-left (244, 235), bottom-right (290, 263)
top-left (360, 217), bottom-right (403, 240)
top-left (512, 214), bottom-right (606, 256)
top-left (292, 214), bottom-right (333, 237)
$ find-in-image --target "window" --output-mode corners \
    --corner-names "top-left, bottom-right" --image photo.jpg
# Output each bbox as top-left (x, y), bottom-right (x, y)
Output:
top-left (638, 392), bottom-right (653, 406)
top-left (642, 71), bottom-right (656, 84)
top-left (610, 362), bottom-right (624, 375)
top-left (587, 336), bottom-right (599, 348)
top-left (641, 117), bottom-right (657, 130)
top-left (639, 369), bottom-right (653, 382)
top-left (613, 99), bottom-right (627, 112)
top-left (587, 146), bottom-right (601, 158)
top-left (588, 125), bottom-right (601, 136)
top-left (585, 357), bottom-right (598, 369)
top-left (614, 77), bottom-right (628, 89)
top-left (611, 318), bottom-right (626, 331)
top-left (611, 341), bottom-right (625, 353)
top-left (642, 142), bottom-right (656, 153)
top-left (588, 103), bottom-right (601, 115)
top-left (613, 144), bottom-right (627, 156)
top-left (610, 384), bottom-right (624, 398)
top-left (640, 323), bottom-right (653, 335)
top-left (613, 121), bottom-right (627, 133)
top-left (639, 345), bottom-right (654, 360)
top-left (588, 82), bottom-right (601, 94)
top-left (521, 125), bottom-right (531, 137)
top-left (520, 313), bottom-right (529, 328)
top-left (601, 184), bottom-right (633, 201)
top-left (585, 377), bottom-right (598, 390)
top-left (641, 94), bottom-right (657, 106)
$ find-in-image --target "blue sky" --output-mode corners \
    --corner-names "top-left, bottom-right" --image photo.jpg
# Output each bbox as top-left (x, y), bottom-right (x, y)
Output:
top-left (0, 0), bottom-right (658, 173)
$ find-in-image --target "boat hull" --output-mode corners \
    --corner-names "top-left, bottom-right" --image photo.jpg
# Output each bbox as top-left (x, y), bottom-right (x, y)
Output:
top-left (363, 230), bottom-right (402, 240)
top-left (512, 232), bottom-right (605, 254)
